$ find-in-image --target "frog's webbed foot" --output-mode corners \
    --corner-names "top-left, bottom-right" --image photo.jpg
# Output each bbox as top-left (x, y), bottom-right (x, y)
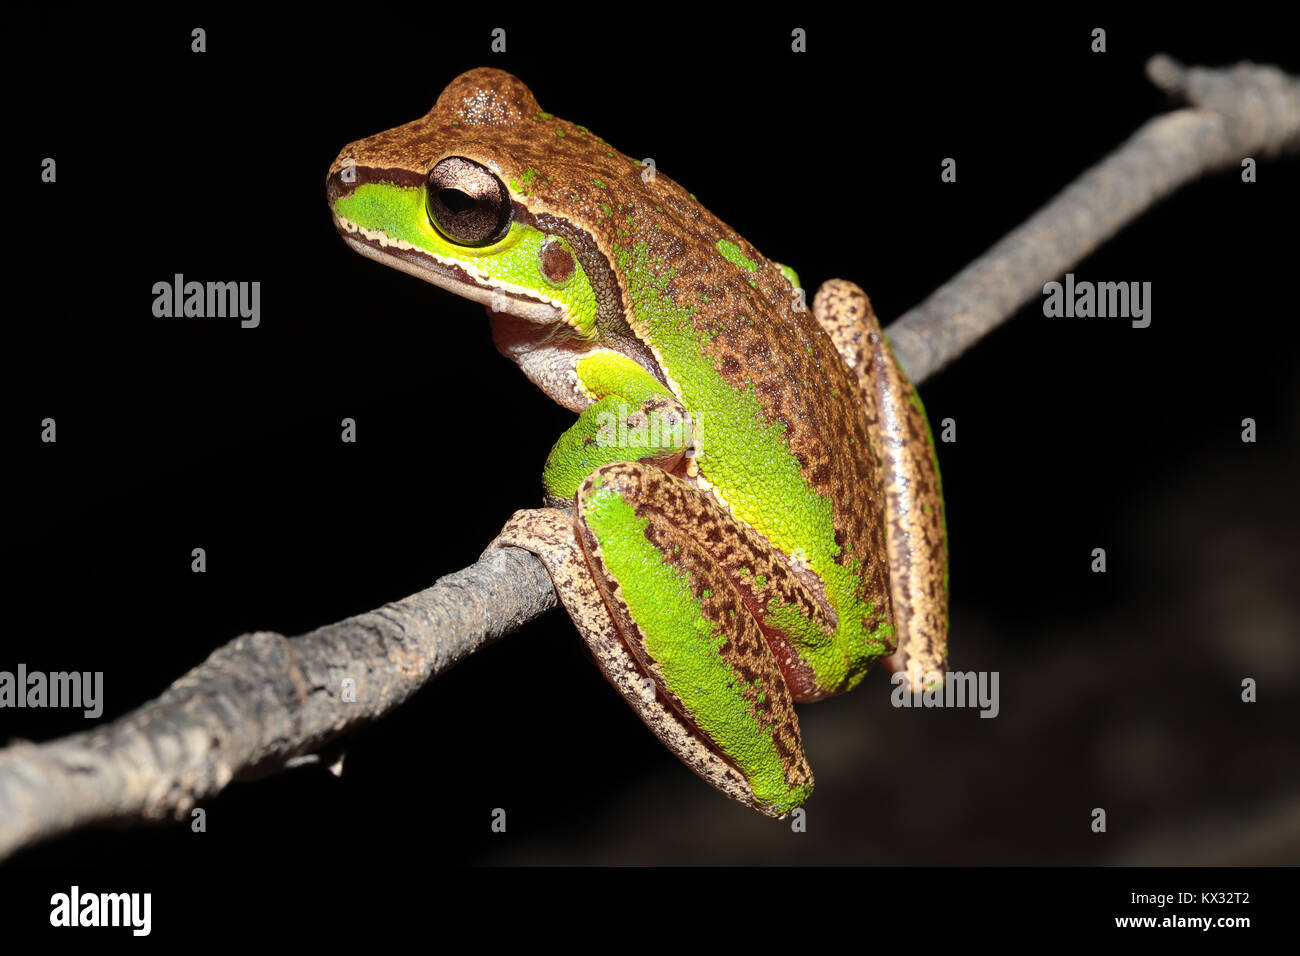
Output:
top-left (812, 280), bottom-right (950, 690)
top-left (486, 461), bottom-right (816, 818)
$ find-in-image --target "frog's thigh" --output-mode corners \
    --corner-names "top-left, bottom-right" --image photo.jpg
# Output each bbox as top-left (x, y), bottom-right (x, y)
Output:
top-left (813, 280), bottom-right (950, 687)
top-left (485, 506), bottom-right (767, 815)
top-left (573, 462), bottom-right (815, 817)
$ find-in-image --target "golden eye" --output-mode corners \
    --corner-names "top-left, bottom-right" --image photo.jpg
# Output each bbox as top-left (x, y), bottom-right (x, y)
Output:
top-left (426, 157), bottom-right (512, 246)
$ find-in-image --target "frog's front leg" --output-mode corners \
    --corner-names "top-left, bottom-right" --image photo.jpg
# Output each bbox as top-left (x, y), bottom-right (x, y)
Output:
top-left (540, 351), bottom-right (690, 508)
top-left (812, 280), bottom-right (950, 688)
top-left (487, 461), bottom-right (819, 817)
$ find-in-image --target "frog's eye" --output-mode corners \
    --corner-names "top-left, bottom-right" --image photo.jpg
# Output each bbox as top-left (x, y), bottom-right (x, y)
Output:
top-left (427, 157), bottom-right (512, 246)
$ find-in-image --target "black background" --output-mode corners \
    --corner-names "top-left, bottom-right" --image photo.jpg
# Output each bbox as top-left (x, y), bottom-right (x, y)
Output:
top-left (5, 7), bottom-right (1298, 931)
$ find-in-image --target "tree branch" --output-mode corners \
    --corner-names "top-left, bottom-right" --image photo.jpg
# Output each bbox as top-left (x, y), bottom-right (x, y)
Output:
top-left (888, 54), bottom-right (1299, 381)
top-left (2, 55), bottom-right (1297, 861)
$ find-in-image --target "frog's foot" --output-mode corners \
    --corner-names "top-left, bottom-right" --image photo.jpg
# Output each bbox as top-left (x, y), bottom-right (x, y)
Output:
top-left (541, 394), bottom-right (689, 509)
top-left (540, 350), bottom-right (693, 510)
top-left (813, 280), bottom-right (950, 690)
top-left (485, 506), bottom-right (781, 816)
top-left (486, 461), bottom-right (817, 817)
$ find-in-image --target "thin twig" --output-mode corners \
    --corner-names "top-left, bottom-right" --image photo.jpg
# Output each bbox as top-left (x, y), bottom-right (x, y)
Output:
top-left (887, 55), bottom-right (1300, 381)
top-left (2, 55), bottom-right (1297, 861)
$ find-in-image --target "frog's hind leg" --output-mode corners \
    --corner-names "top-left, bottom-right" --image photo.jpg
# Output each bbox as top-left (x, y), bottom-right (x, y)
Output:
top-left (485, 502), bottom-right (804, 817)
top-left (576, 462), bottom-right (822, 816)
top-left (812, 280), bottom-right (950, 689)
top-left (489, 459), bottom-right (823, 817)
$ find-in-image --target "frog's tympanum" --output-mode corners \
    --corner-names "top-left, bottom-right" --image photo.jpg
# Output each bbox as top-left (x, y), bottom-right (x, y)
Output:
top-left (327, 68), bottom-right (947, 817)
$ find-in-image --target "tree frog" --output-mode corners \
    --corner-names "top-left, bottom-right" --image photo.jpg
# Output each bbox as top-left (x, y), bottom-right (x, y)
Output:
top-left (327, 68), bottom-right (948, 817)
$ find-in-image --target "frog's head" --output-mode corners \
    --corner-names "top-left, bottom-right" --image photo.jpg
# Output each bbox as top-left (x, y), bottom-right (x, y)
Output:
top-left (327, 68), bottom-right (661, 344)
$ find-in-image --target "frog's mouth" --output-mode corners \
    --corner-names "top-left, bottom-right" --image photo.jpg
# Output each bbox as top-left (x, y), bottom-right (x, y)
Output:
top-left (335, 224), bottom-right (564, 324)
top-left (328, 170), bottom-right (564, 326)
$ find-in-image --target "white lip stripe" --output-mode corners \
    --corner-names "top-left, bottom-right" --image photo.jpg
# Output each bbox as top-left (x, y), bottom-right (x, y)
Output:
top-left (335, 214), bottom-right (579, 327)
